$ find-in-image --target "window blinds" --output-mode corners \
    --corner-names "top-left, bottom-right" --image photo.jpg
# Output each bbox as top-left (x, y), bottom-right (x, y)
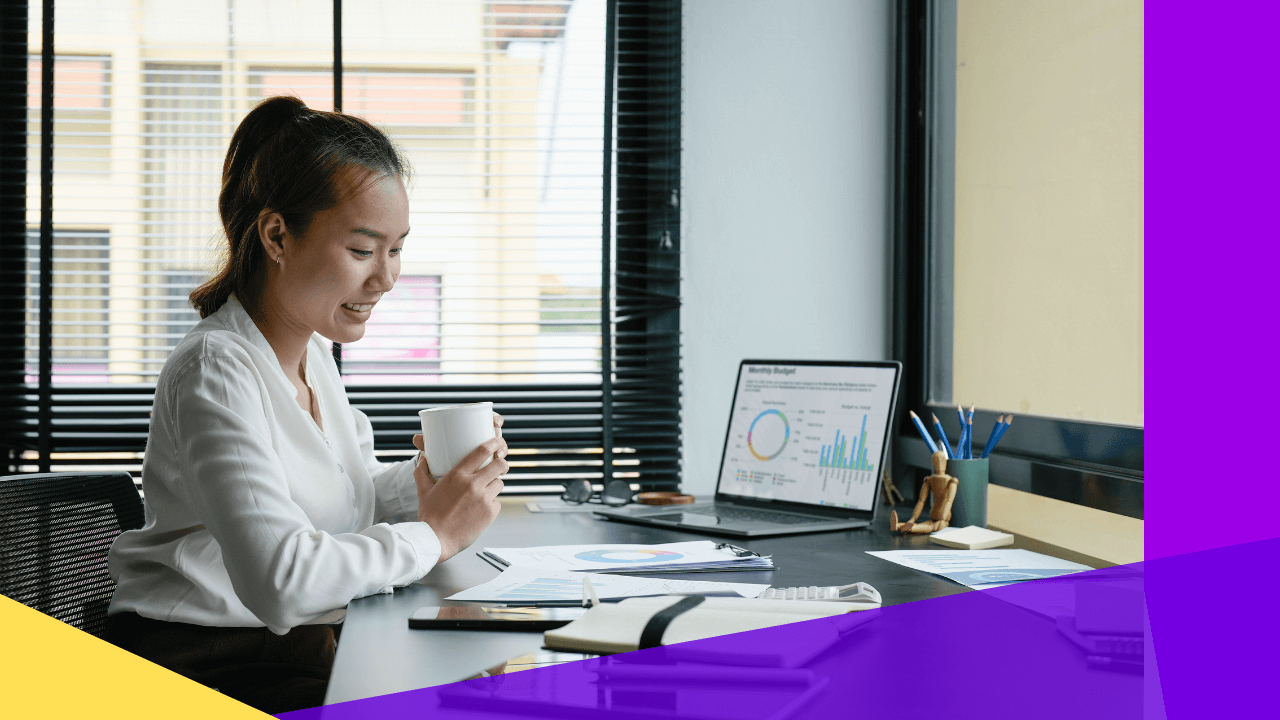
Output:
top-left (4, 0), bottom-right (681, 494)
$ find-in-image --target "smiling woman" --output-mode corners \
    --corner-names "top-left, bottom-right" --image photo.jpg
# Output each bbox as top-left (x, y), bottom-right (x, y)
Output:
top-left (102, 97), bottom-right (510, 714)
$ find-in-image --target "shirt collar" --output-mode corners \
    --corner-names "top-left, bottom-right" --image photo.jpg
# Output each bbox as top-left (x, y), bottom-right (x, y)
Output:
top-left (211, 294), bottom-right (294, 382)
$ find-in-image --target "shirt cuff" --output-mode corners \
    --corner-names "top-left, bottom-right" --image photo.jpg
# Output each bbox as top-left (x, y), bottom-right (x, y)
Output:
top-left (383, 459), bottom-right (420, 522)
top-left (391, 520), bottom-right (443, 579)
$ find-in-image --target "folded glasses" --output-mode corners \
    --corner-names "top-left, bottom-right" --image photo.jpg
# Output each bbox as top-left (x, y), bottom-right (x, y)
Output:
top-left (561, 478), bottom-right (633, 507)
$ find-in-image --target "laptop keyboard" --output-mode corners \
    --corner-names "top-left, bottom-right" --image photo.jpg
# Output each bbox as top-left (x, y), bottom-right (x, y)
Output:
top-left (686, 506), bottom-right (832, 525)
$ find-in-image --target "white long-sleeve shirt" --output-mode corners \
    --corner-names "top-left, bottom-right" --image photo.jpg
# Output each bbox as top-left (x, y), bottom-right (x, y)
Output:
top-left (107, 296), bottom-right (440, 635)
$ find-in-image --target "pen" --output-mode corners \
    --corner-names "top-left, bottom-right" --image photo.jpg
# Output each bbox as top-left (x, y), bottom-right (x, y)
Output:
top-left (1086, 655), bottom-right (1143, 675)
top-left (980, 416), bottom-right (1004, 458)
top-left (930, 414), bottom-right (951, 459)
top-left (965, 405), bottom-right (975, 459)
top-left (592, 663), bottom-right (817, 686)
top-left (908, 411), bottom-right (939, 453)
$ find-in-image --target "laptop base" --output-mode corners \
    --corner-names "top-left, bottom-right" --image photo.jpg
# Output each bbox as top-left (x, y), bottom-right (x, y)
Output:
top-left (593, 503), bottom-right (871, 538)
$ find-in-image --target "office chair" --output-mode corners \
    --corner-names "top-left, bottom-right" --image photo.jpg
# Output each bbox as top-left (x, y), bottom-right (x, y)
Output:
top-left (0, 471), bottom-right (145, 638)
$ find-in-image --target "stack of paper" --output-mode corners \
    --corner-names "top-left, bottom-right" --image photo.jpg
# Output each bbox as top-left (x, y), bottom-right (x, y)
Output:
top-left (929, 525), bottom-right (1015, 549)
top-left (446, 566), bottom-right (770, 604)
top-left (480, 540), bottom-right (775, 574)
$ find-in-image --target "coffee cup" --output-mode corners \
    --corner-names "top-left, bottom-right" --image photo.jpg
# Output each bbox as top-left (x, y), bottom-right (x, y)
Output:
top-left (418, 402), bottom-right (496, 479)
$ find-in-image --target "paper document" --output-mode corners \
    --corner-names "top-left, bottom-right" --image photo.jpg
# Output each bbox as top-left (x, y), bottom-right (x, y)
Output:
top-left (866, 549), bottom-right (1092, 590)
top-left (446, 566), bottom-right (770, 604)
top-left (482, 540), bottom-right (774, 574)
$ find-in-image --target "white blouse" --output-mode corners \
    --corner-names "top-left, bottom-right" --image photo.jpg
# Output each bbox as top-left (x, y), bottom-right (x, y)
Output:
top-left (107, 296), bottom-right (441, 635)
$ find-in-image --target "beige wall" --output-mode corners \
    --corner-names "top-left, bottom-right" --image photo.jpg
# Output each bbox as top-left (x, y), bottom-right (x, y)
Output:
top-left (952, 0), bottom-right (1143, 426)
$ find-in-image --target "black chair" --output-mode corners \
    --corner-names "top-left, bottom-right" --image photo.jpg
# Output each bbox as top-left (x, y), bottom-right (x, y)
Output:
top-left (0, 472), bottom-right (145, 637)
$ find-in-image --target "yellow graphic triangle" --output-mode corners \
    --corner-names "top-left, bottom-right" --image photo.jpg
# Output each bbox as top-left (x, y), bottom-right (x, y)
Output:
top-left (0, 594), bottom-right (268, 719)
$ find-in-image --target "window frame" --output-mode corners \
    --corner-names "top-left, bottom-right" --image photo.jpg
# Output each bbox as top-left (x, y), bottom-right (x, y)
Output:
top-left (3, 0), bottom-right (684, 495)
top-left (890, 0), bottom-right (1143, 520)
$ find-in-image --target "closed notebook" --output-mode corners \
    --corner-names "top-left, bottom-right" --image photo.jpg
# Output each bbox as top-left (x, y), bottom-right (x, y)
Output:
top-left (543, 595), bottom-right (872, 655)
top-left (928, 525), bottom-right (1014, 550)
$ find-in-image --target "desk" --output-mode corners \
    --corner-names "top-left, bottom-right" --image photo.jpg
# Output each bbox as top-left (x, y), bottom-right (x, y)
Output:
top-left (325, 497), bottom-right (1111, 705)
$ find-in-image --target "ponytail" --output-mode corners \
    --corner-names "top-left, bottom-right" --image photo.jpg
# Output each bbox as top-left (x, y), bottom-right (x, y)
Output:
top-left (190, 96), bottom-right (409, 319)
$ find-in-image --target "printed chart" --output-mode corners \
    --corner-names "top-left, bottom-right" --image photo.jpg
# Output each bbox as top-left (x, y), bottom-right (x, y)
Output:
top-left (446, 567), bottom-right (770, 603)
top-left (573, 549), bottom-right (684, 564)
top-left (866, 549), bottom-right (1093, 590)
top-left (496, 577), bottom-right (581, 602)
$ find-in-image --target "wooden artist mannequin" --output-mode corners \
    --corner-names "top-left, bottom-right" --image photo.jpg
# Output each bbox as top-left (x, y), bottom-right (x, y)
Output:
top-left (890, 450), bottom-right (958, 534)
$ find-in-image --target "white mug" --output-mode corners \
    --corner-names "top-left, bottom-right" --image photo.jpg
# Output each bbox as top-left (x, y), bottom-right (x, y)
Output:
top-left (418, 402), bottom-right (496, 479)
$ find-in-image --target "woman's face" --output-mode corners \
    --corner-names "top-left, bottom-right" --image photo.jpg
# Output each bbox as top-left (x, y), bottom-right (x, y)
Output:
top-left (271, 173), bottom-right (410, 344)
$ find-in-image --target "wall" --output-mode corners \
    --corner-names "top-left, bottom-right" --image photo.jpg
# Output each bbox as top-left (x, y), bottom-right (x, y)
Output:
top-left (952, 0), bottom-right (1144, 426)
top-left (681, 1), bottom-right (893, 495)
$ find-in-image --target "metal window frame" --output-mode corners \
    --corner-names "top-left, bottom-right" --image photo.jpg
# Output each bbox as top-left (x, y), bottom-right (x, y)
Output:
top-left (890, 0), bottom-right (1143, 520)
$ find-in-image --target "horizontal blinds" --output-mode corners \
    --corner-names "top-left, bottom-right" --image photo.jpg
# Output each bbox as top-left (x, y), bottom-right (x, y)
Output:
top-left (9, 0), bottom-right (681, 493)
top-left (1, 3), bottom-right (31, 465)
top-left (607, 0), bottom-right (682, 488)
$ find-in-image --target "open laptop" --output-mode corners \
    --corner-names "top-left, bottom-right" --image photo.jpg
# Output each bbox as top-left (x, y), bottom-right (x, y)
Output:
top-left (595, 359), bottom-right (902, 537)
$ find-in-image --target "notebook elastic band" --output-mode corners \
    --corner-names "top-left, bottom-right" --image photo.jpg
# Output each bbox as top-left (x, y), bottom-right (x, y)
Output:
top-left (637, 595), bottom-right (706, 650)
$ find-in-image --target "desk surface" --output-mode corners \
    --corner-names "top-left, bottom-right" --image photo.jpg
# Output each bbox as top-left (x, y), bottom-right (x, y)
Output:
top-left (325, 497), bottom-right (1110, 705)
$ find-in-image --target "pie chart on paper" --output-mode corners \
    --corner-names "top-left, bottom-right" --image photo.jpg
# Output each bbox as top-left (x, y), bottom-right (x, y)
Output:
top-left (573, 549), bottom-right (685, 564)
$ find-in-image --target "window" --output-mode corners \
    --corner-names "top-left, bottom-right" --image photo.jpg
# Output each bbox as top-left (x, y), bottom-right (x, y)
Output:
top-left (5, 0), bottom-right (682, 492)
top-left (24, 229), bottom-right (110, 382)
top-left (892, 0), bottom-right (1142, 518)
top-left (342, 275), bottom-right (442, 385)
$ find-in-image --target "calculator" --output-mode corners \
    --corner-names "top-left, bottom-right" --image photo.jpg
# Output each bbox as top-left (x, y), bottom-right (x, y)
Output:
top-left (758, 582), bottom-right (881, 605)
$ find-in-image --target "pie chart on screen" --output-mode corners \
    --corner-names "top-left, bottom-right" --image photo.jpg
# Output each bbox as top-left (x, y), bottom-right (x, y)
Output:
top-left (573, 549), bottom-right (685, 563)
top-left (747, 408), bottom-right (790, 461)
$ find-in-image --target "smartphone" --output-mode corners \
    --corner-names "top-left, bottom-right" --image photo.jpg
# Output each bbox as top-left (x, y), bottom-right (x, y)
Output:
top-left (408, 605), bottom-right (587, 632)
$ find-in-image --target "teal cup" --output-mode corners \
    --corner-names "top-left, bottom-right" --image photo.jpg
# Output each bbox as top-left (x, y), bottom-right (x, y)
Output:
top-left (947, 458), bottom-right (989, 528)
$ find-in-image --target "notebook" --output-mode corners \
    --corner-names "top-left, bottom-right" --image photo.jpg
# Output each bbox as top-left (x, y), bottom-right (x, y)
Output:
top-left (596, 359), bottom-right (901, 537)
top-left (543, 595), bottom-right (872, 654)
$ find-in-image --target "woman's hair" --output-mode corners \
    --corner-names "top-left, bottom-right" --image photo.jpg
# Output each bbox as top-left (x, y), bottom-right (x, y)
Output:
top-left (190, 96), bottom-right (410, 319)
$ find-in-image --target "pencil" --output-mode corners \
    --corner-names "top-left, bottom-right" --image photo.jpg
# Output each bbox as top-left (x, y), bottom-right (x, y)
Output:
top-left (966, 405), bottom-right (975, 459)
top-left (931, 414), bottom-right (952, 459)
top-left (955, 405), bottom-right (966, 458)
top-left (984, 415), bottom-right (1012, 457)
top-left (909, 411), bottom-right (939, 453)
top-left (980, 415), bottom-right (1004, 458)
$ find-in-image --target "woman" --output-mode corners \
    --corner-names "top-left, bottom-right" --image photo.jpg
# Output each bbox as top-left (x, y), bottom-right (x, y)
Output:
top-left (105, 96), bottom-right (508, 713)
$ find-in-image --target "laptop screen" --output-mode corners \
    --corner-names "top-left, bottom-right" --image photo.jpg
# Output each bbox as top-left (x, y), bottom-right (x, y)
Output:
top-left (716, 361), bottom-right (900, 512)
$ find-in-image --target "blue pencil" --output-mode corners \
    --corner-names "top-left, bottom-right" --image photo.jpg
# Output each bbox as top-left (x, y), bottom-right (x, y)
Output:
top-left (931, 414), bottom-right (952, 460)
top-left (980, 415), bottom-right (1004, 458)
top-left (983, 415), bottom-right (1012, 458)
top-left (965, 405), bottom-right (975, 459)
top-left (955, 405), bottom-right (967, 458)
top-left (908, 411), bottom-right (938, 454)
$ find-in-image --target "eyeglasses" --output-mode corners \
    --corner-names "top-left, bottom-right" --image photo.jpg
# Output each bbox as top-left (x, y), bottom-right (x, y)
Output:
top-left (561, 479), bottom-right (633, 507)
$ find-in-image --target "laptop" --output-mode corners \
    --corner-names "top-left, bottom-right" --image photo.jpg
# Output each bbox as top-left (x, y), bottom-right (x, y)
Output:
top-left (595, 359), bottom-right (902, 537)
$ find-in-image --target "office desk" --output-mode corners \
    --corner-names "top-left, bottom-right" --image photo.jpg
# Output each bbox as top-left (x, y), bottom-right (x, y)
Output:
top-left (325, 497), bottom-right (1110, 705)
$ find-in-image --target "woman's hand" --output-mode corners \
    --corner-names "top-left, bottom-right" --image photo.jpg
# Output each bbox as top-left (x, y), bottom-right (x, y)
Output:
top-left (412, 412), bottom-right (508, 562)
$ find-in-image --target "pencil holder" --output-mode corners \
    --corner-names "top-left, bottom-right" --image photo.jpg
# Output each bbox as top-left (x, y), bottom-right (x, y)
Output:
top-left (947, 458), bottom-right (989, 528)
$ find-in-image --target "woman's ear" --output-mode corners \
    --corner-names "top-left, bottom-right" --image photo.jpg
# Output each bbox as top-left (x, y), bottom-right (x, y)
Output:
top-left (256, 210), bottom-right (288, 265)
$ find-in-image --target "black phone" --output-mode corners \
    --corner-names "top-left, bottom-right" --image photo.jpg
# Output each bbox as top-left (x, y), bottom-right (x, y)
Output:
top-left (408, 605), bottom-right (587, 632)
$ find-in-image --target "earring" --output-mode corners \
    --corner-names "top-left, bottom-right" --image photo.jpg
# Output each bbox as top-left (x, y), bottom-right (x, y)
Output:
top-left (274, 256), bottom-right (280, 265)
